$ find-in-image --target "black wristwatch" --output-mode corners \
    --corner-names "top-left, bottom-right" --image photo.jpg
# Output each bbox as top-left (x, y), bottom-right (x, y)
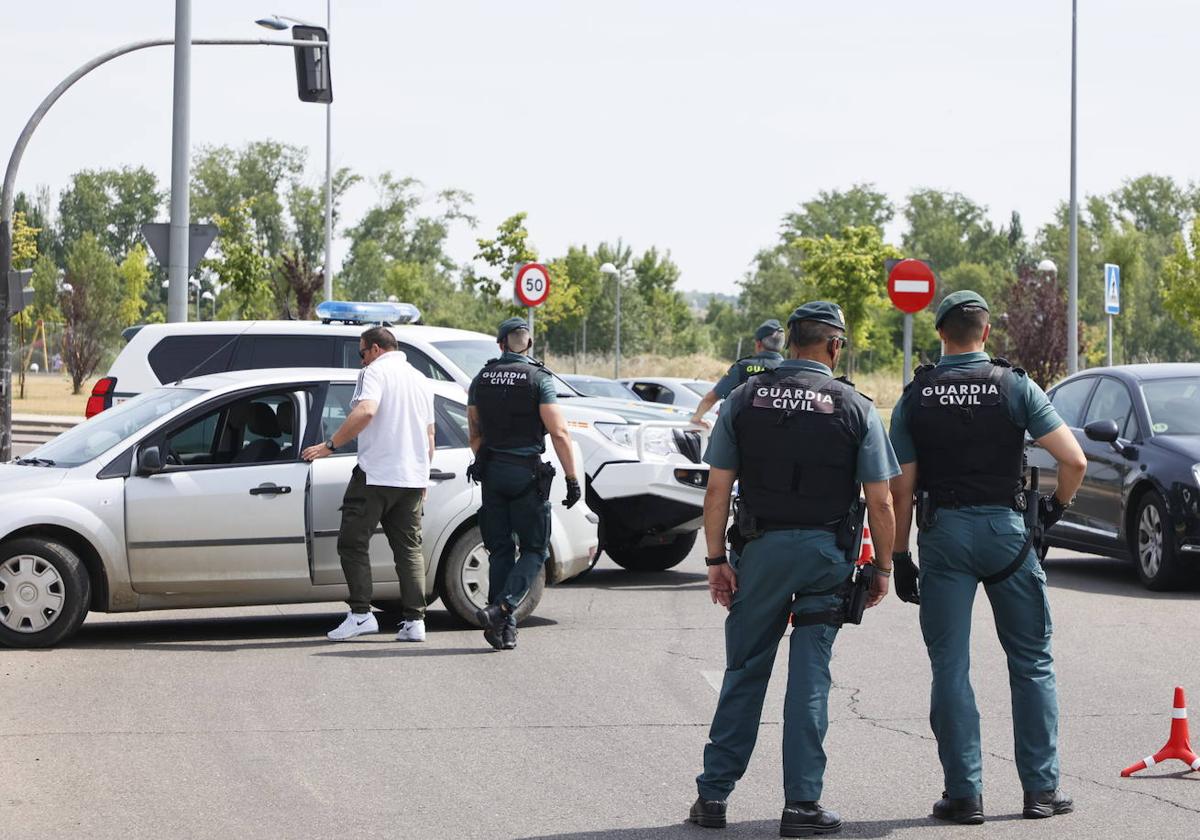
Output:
top-left (705, 554), bottom-right (728, 566)
top-left (324, 438), bottom-right (337, 452)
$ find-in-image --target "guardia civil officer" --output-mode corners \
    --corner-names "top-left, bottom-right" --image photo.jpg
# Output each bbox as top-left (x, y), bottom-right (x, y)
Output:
top-left (689, 319), bottom-right (785, 426)
top-left (690, 302), bottom-right (900, 837)
top-left (466, 318), bottom-right (581, 651)
top-left (888, 290), bottom-right (1087, 824)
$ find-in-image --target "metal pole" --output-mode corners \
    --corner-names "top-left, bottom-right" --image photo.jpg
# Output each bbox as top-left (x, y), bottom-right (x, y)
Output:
top-left (323, 0), bottom-right (333, 303)
top-left (527, 305), bottom-right (534, 347)
top-left (167, 0), bottom-right (192, 323)
top-left (1067, 0), bottom-right (1079, 374)
top-left (902, 313), bottom-right (913, 383)
top-left (614, 272), bottom-right (622, 378)
top-left (1107, 314), bottom-right (1113, 367)
top-left (0, 220), bottom-right (11, 461)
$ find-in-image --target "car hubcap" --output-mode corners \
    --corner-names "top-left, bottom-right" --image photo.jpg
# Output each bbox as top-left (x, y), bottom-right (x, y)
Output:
top-left (459, 542), bottom-right (492, 610)
top-left (0, 555), bottom-right (65, 633)
top-left (1138, 505), bottom-right (1163, 579)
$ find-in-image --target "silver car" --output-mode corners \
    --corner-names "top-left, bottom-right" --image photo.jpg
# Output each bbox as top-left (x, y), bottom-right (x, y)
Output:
top-left (0, 369), bottom-right (595, 648)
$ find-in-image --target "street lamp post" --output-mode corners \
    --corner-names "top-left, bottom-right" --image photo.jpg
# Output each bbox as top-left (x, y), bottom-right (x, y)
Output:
top-left (1067, 0), bottom-right (1079, 374)
top-left (599, 263), bottom-right (634, 379)
top-left (257, 2), bottom-right (333, 302)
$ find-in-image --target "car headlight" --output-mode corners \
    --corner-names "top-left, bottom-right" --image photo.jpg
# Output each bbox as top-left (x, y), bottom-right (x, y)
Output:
top-left (594, 422), bottom-right (637, 449)
top-left (640, 426), bottom-right (681, 457)
top-left (1193, 463), bottom-right (1200, 488)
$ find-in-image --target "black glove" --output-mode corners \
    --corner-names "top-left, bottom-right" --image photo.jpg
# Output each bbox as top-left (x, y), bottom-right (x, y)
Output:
top-left (563, 477), bottom-right (582, 509)
top-left (1038, 494), bottom-right (1067, 529)
top-left (892, 551), bottom-right (920, 605)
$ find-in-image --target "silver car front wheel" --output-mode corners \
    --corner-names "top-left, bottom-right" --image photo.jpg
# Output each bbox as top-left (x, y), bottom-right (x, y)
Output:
top-left (0, 537), bottom-right (91, 648)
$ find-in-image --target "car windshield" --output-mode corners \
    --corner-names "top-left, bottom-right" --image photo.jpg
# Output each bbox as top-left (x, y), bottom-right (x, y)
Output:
top-left (684, 381), bottom-right (713, 397)
top-left (22, 388), bottom-right (204, 467)
top-left (1142, 378), bottom-right (1200, 435)
top-left (569, 378), bottom-right (632, 399)
top-left (432, 339), bottom-right (581, 398)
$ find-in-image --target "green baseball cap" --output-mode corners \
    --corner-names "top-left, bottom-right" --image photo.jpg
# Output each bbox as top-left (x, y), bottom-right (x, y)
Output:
top-left (935, 290), bottom-right (989, 327)
top-left (496, 316), bottom-right (531, 343)
top-left (754, 319), bottom-right (783, 341)
top-left (787, 301), bottom-right (847, 331)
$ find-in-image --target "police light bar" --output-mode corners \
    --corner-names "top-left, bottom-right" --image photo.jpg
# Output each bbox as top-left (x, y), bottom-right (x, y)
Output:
top-left (316, 300), bottom-right (421, 325)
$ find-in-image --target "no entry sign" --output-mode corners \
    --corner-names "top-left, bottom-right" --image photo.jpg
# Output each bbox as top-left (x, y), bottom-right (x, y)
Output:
top-left (887, 259), bottom-right (936, 314)
top-left (514, 263), bottom-right (551, 308)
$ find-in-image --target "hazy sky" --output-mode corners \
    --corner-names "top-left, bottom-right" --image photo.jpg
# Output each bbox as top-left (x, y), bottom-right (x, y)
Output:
top-left (6, 1), bottom-right (1198, 294)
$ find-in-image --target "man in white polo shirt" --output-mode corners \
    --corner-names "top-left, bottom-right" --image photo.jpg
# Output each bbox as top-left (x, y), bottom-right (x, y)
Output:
top-left (302, 325), bottom-right (436, 642)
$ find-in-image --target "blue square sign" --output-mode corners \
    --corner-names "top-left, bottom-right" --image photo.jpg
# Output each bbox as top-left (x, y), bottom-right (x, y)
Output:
top-left (1104, 263), bottom-right (1120, 315)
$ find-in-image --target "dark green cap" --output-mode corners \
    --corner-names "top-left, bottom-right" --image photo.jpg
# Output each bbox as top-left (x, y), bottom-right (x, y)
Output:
top-left (497, 316), bottom-right (531, 343)
top-left (787, 301), bottom-right (847, 331)
top-left (935, 290), bottom-right (989, 327)
top-left (754, 319), bottom-right (783, 341)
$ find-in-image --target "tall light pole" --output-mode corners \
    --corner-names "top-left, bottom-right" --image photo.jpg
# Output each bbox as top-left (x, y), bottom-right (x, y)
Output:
top-left (599, 262), bottom-right (634, 378)
top-left (257, 3), bottom-right (333, 302)
top-left (167, 0), bottom-right (192, 323)
top-left (1067, 0), bottom-right (1079, 373)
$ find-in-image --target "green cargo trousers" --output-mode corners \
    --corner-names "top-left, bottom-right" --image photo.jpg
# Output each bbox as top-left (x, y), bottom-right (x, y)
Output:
top-left (917, 505), bottom-right (1059, 798)
top-left (337, 466), bottom-right (427, 620)
top-left (697, 529), bottom-right (852, 803)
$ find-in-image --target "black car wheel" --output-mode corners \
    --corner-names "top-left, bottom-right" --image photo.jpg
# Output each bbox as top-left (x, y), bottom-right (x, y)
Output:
top-left (1132, 491), bottom-right (1185, 591)
top-left (0, 537), bottom-right (91, 648)
top-left (608, 530), bottom-right (697, 572)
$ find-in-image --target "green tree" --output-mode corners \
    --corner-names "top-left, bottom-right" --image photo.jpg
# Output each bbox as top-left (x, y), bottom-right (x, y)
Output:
top-left (901, 189), bottom-right (1016, 274)
top-left (795, 225), bottom-right (902, 367)
top-left (117, 244), bottom-right (151, 327)
top-left (278, 167), bottom-right (360, 318)
top-left (1161, 217), bottom-right (1200, 340)
top-left (474, 212), bottom-right (538, 299)
top-left (61, 234), bottom-right (122, 393)
top-left (56, 167), bottom-right (163, 262)
top-left (191, 141), bottom-right (305, 257)
top-left (782, 184), bottom-right (894, 241)
top-left (205, 201), bottom-right (274, 319)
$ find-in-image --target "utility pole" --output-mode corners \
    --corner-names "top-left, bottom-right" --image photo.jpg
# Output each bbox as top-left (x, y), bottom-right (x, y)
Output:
top-left (1067, 0), bottom-right (1079, 373)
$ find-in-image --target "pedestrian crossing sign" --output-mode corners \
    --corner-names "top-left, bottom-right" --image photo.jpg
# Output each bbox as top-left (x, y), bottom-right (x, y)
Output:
top-left (1104, 263), bottom-right (1120, 315)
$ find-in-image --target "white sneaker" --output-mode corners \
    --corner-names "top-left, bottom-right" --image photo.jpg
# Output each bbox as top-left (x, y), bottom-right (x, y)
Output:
top-left (394, 619), bottom-right (426, 642)
top-left (327, 611), bottom-right (379, 641)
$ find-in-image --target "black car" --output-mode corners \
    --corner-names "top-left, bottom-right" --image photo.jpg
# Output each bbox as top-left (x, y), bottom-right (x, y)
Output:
top-left (1026, 363), bottom-right (1200, 590)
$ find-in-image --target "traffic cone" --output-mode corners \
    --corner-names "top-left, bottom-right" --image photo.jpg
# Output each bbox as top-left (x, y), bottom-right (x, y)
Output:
top-left (858, 525), bottom-right (874, 567)
top-left (1120, 687), bottom-right (1200, 776)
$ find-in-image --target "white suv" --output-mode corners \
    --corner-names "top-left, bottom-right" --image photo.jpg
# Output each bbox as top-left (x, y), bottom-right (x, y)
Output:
top-left (0, 369), bottom-right (594, 648)
top-left (99, 313), bottom-right (710, 572)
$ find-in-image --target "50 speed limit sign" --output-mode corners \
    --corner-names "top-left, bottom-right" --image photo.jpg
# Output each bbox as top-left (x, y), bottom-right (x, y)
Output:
top-left (514, 263), bottom-right (551, 307)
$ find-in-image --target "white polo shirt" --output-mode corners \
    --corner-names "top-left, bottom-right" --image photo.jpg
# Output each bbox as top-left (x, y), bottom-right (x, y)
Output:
top-left (351, 350), bottom-right (436, 488)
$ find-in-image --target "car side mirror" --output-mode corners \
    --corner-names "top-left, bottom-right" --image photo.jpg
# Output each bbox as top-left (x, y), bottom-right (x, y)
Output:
top-left (1084, 419), bottom-right (1119, 443)
top-left (137, 445), bottom-right (164, 475)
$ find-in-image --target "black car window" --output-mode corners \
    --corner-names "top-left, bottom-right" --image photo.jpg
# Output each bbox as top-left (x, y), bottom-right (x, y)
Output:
top-left (1049, 377), bottom-right (1095, 428)
top-left (435, 396), bottom-right (469, 449)
top-left (165, 392), bottom-right (298, 466)
top-left (320, 384), bottom-right (358, 454)
top-left (147, 334), bottom-right (239, 383)
top-left (233, 336), bottom-right (336, 369)
top-left (1142, 378), bottom-right (1200, 435)
top-left (1083, 378), bottom-right (1136, 438)
top-left (397, 344), bottom-right (453, 382)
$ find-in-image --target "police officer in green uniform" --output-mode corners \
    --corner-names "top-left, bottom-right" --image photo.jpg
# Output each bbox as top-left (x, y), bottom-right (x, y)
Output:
top-left (689, 302), bottom-right (900, 837)
top-left (467, 318), bottom-right (582, 651)
top-left (690, 319), bottom-right (785, 426)
top-left (888, 290), bottom-right (1088, 823)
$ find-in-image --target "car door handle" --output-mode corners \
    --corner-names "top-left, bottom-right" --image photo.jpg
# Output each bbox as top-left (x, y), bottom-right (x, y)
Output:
top-left (249, 483), bottom-right (292, 496)
top-left (428, 470), bottom-right (457, 481)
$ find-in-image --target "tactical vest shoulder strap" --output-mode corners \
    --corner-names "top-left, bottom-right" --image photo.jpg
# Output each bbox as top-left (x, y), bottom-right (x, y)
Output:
top-left (834, 375), bottom-right (874, 402)
top-left (903, 364), bottom-right (936, 393)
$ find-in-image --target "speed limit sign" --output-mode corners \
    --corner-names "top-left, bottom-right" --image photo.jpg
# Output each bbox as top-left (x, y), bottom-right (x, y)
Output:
top-left (514, 263), bottom-right (551, 308)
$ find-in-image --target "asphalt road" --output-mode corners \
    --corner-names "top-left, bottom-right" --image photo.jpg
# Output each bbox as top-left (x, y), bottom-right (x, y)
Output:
top-left (1, 542), bottom-right (1198, 839)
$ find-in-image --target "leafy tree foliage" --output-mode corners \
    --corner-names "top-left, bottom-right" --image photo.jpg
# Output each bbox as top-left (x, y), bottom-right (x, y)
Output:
top-left (61, 234), bottom-right (122, 393)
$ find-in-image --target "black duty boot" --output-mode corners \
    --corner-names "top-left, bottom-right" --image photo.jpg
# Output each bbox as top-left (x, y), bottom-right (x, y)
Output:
top-left (501, 623), bottom-right (517, 650)
top-left (475, 602), bottom-right (508, 630)
top-left (931, 792), bottom-right (984, 825)
top-left (482, 626), bottom-right (504, 650)
top-left (1023, 789), bottom-right (1073, 819)
top-left (688, 796), bottom-right (726, 828)
top-left (780, 801), bottom-right (841, 837)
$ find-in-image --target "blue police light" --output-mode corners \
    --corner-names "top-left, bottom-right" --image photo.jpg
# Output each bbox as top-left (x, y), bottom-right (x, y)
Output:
top-left (316, 300), bottom-right (421, 325)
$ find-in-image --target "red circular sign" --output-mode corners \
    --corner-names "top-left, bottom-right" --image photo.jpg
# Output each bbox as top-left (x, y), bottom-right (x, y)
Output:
top-left (515, 263), bottom-right (551, 307)
top-left (887, 259), bottom-right (936, 314)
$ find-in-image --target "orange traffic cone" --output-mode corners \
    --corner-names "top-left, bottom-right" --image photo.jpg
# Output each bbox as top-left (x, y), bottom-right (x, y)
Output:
top-left (1120, 687), bottom-right (1200, 776)
top-left (858, 525), bottom-right (874, 566)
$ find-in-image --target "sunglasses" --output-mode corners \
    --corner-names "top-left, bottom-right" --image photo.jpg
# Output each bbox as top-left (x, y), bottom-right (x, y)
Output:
top-left (828, 335), bottom-right (849, 349)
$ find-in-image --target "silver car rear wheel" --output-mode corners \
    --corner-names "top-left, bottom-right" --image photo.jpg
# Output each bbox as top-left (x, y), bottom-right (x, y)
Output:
top-left (437, 525), bottom-right (545, 627)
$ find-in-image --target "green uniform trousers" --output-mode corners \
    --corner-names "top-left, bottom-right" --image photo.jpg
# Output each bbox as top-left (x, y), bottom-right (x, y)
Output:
top-left (479, 459), bottom-right (552, 621)
top-left (917, 505), bottom-right (1059, 798)
top-left (337, 466), bottom-right (427, 619)
top-left (698, 529), bottom-right (852, 803)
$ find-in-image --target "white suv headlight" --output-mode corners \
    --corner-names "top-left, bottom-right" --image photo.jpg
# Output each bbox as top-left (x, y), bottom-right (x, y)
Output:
top-left (1192, 462), bottom-right (1200, 488)
top-left (594, 422), bottom-right (637, 449)
top-left (640, 426), bottom-right (681, 457)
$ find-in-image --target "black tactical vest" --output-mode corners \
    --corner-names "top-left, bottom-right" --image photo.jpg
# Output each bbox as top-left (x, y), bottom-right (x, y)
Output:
top-left (732, 368), bottom-right (870, 526)
top-left (908, 359), bottom-right (1026, 506)
top-left (474, 358), bottom-right (547, 451)
top-left (733, 354), bottom-right (782, 386)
